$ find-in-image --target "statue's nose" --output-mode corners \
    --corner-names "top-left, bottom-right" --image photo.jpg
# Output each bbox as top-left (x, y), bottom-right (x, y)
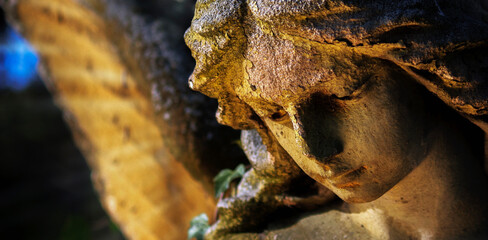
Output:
top-left (288, 102), bottom-right (343, 163)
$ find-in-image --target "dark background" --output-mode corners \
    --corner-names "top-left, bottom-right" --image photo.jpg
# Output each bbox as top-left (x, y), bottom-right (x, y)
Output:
top-left (0, 9), bottom-right (125, 240)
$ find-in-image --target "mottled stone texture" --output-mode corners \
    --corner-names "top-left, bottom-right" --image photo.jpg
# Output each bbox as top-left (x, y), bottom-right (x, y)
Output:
top-left (186, 0), bottom-right (488, 239)
top-left (2, 0), bottom-right (488, 239)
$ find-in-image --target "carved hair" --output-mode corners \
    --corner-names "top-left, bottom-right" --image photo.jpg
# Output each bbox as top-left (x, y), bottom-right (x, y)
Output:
top-left (185, 0), bottom-right (488, 130)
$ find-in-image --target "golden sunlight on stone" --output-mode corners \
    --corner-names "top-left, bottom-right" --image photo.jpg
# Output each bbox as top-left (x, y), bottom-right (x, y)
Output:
top-left (9, 0), bottom-right (216, 239)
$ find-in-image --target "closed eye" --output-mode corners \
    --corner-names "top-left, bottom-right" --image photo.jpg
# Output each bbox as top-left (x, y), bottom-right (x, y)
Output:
top-left (331, 94), bottom-right (354, 100)
top-left (331, 80), bottom-right (369, 101)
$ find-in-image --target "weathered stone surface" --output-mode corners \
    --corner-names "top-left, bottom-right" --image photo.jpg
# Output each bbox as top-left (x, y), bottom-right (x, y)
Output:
top-left (3, 0), bottom-right (488, 239)
top-left (186, 0), bottom-right (488, 239)
top-left (0, 0), bottom-right (246, 239)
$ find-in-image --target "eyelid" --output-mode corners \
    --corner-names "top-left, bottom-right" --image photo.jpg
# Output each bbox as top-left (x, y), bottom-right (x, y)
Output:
top-left (332, 80), bottom-right (369, 100)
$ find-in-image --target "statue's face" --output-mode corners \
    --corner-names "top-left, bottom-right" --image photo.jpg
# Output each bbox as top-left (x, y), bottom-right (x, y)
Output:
top-left (237, 33), bottom-right (429, 203)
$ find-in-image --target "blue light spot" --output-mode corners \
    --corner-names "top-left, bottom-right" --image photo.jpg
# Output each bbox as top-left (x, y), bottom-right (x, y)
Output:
top-left (0, 28), bottom-right (39, 90)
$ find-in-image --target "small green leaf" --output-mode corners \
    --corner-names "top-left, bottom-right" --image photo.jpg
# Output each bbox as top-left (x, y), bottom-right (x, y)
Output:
top-left (234, 164), bottom-right (245, 176)
top-left (188, 213), bottom-right (210, 240)
top-left (213, 164), bottom-right (246, 198)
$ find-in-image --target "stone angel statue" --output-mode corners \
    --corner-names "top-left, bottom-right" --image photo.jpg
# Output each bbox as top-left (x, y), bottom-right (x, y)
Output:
top-left (2, 0), bottom-right (487, 239)
top-left (185, 0), bottom-right (488, 239)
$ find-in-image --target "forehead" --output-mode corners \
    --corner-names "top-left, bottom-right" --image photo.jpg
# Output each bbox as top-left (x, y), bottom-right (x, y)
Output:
top-left (239, 26), bottom-right (368, 106)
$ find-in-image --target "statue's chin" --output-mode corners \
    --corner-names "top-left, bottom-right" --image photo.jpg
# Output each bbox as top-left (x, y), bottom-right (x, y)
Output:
top-left (332, 185), bottom-right (389, 204)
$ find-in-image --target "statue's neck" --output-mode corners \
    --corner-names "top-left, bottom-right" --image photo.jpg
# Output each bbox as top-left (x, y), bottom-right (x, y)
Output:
top-left (347, 119), bottom-right (488, 239)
